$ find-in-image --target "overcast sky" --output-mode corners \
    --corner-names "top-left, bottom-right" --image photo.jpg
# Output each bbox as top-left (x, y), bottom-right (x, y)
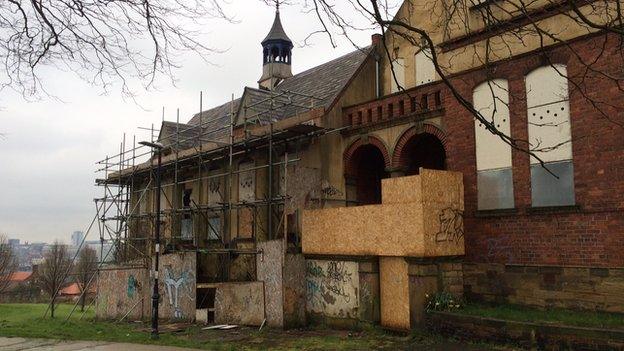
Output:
top-left (0, 2), bottom-right (380, 244)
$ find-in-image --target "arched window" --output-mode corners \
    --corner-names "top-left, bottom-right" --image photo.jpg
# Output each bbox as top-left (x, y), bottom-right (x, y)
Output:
top-left (526, 64), bottom-right (574, 206)
top-left (473, 79), bottom-right (514, 210)
top-left (415, 48), bottom-right (436, 86)
top-left (390, 58), bottom-right (405, 94)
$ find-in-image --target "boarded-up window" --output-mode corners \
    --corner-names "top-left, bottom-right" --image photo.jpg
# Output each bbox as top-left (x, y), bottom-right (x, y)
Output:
top-left (208, 177), bottom-right (222, 205)
top-left (239, 160), bottom-right (255, 202)
top-left (526, 65), bottom-right (574, 206)
top-left (138, 189), bottom-right (149, 214)
top-left (208, 217), bottom-right (221, 240)
top-left (415, 48), bottom-right (436, 86)
top-left (473, 79), bottom-right (514, 210)
top-left (181, 218), bottom-right (193, 240)
top-left (159, 185), bottom-right (171, 210)
top-left (390, 58), bottom-right (405, 93)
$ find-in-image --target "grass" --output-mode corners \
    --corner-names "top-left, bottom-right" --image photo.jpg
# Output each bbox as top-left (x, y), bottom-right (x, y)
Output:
top-left (0, 303), bottom-right (231, 350)
top-left (454, 302), bottom-right (624, 330)
top-left (0, 303), bottom-right (486, 350)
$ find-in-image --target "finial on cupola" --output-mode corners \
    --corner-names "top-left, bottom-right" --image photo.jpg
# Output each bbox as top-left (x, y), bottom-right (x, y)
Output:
top-left (258, 1), bottom-right (293, 90)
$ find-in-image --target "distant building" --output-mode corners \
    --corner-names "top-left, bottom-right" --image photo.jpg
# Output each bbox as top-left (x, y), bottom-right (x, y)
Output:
top-left (71, 231), bottom-right (84, 247)
top-left (8, 239), bottom-right (19, 247)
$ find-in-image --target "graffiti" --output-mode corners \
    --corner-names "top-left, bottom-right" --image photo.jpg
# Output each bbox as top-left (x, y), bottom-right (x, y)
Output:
top-left (320, 179), bottom-right (343, 197)
top-left (127, 275), bottom-right (138, 298)
top-left (163, 266), bottom-right (195, 319)
top-left (305, 260), bottom-right (359, 318)
top-left (435, 207), bottom-right (464, 243)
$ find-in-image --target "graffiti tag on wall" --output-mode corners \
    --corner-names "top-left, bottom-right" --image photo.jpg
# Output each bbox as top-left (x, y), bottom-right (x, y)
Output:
top-left (305, 260), bottom-right (359, 318)
top-left (163, 266), bottom-right (195, 319)
top-left (435, 207), bottom-right (464, 243)
top-left (127, 275), bottom-right (138, 298)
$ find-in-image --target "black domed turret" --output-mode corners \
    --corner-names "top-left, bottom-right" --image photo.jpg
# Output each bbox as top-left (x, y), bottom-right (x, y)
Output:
top-left (259, 5), bottom-right (294, 90)
top-left (261, 9), bottom-right (293, 65)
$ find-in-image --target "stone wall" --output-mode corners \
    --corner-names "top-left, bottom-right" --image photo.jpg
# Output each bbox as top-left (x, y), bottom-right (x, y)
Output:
top-left (96, 265), bottom-right (148, 321)
top-left (97, 252), bottom-right (196, 322)
top-left (214, 282), bottom-right (265, 326)
top-left (464, 263), bottom-right (624, 313)
top-left (408, 258), bottom-right (464, 327)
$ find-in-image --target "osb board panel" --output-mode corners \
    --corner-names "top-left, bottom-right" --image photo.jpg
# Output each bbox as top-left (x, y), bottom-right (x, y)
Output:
top-left (380, 257), bottom-right (410, 330)
top-left (382, 174), bottom-right (422, 204)
top-left (303, 203), bottom-right (426, 256)
top-left (214, 282), bottom-right (265, 326)
top-left (423, 200), bottom-right (465, 257)
top-left (302, 170), bottom-right (464, 257)
top-left (305, 260), bottom-right (360, 319)
top-left (97, 266), bottom-right (148, 321)
top-left (158, 252), bottom-right (196, 321)
top-left (256, 240), bottom-right (284, 328)
top-left (283, 253), bottom-right (307, 328)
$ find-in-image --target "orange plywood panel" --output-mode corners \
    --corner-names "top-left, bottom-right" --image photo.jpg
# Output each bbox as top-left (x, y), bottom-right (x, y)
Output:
top-left (379, 257), bottom-right (410, 330)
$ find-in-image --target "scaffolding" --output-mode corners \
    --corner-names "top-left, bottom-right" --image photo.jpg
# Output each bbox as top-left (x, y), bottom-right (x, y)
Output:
top-left (47, 87), bottom-right (340, 322)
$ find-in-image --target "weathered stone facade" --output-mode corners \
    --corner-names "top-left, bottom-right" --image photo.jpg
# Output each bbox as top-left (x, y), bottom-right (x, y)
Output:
top-left (464, 263), bottom-right (624, 313)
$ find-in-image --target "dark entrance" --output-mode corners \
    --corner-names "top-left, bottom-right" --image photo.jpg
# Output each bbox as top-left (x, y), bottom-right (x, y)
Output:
top-left (401, 133), bottom-right (446, 175)
top-left (351, 144), bottom-right (388, 205)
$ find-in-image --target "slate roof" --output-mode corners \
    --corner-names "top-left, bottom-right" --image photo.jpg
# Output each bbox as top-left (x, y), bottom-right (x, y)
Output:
top-left (166, 47), bottom-right (371, 146)
top-left (262, 11), bottom-right (292, 44)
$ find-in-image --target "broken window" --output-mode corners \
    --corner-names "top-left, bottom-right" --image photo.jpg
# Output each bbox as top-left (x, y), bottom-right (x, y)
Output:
top-left (526, 65), bottom-right (574, 207)
top-left (181, 188), bottom-right (193, 241)
top-left (207, 217), bottom-right (221, 240)
top-left (415, 48), bottom-right (436, 86)
top-left (473, 79), bottom-right (514, 210)
top-left (390, 58), bottom-right (405, 93)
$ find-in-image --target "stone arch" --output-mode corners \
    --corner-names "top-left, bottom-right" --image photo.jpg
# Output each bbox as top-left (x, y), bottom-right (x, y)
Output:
top-left (392, 124), bottom-right (448, 174)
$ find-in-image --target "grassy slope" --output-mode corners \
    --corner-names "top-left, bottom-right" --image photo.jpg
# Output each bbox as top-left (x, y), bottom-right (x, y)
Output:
top-left (0, 304), bottom-right (391, 350)
top-left (457, 303), bottom-right (624, 329)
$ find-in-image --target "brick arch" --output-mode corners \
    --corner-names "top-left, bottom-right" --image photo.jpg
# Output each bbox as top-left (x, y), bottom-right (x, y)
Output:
top-left (343, 136), bottom-right (392, 177)
top-left (521, 52), bottom-right (571, 76)
top-left (392, 124), bottom-right (448, 170)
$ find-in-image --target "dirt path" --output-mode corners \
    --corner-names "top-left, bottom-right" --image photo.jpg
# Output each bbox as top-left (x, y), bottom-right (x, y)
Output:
top-left (0, 337), bottom-right (201, 351)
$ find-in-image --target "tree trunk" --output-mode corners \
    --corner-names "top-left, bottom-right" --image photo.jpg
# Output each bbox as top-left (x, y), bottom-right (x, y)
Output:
top-left (50, 299), bottom-right (55, 319)
top-left (80, 292), bottom-right (85, 312)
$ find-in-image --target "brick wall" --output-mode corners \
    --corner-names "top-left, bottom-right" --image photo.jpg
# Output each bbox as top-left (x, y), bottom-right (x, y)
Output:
top-left (437, 32), bottom-right (624, 268)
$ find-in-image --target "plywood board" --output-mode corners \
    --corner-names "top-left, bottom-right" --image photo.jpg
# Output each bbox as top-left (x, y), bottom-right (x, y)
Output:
top-left (302, 170), bottom-right (464, 257)
top-left (380, 257), bottom-right (410, 330)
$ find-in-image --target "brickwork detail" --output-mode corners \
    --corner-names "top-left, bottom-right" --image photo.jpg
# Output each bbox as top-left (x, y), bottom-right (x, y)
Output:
top-left (392, 124), bottom-right (448, 169)
top-left (343, 136), bottom-right (392, 176)
top-left (344, 33), bottom-right (624, 268)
